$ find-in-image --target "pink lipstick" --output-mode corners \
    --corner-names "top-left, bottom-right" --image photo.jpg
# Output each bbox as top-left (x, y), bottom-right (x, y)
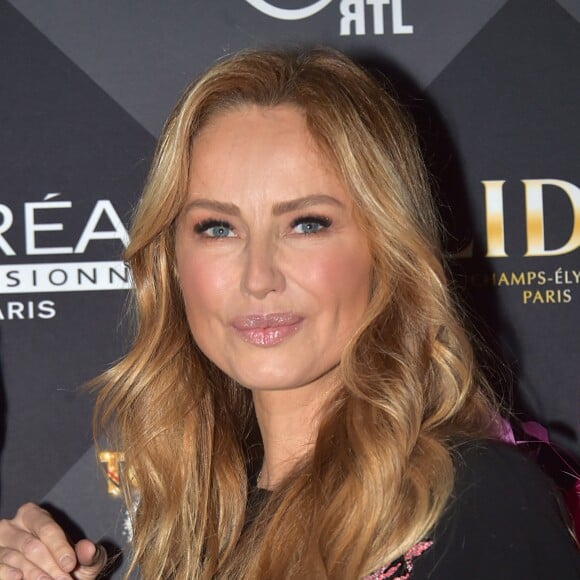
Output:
top-left (231, 313), bottom-right (303, 346)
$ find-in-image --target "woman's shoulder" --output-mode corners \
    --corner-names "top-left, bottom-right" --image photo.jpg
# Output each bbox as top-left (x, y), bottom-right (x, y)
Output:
top-left (451, 436), bottom-right (563, 494)
top-left (410, 438), bottom-right (580, 579)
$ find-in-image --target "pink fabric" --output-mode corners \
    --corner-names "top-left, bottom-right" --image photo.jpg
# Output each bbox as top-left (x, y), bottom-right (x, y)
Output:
top-left (364, 540), bottom-right (433, 579)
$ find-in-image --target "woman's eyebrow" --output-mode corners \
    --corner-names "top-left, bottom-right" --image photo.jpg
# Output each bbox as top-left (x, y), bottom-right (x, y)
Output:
top-left (183, 194), bottom-right (344, 217)
top-left (183, 199), bottom-right (240, 216)
top-left (272, 195), bottom-right (345, 216)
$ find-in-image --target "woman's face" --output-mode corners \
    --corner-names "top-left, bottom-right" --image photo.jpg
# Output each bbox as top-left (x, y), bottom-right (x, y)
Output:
top-left (175, 104), bottom-right (373, 393)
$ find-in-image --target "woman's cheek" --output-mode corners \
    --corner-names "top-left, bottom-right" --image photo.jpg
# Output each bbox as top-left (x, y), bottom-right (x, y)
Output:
top-left (310, 244), bottom-right (367, 287)
top-left (180, 251), bottom-right (240, 320)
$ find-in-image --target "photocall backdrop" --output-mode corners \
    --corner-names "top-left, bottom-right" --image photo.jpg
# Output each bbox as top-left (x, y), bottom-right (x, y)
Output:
top-left (1, 0), bottom-right (578, 574)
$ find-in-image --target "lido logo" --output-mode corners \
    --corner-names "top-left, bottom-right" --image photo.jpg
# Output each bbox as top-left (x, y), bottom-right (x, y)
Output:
top-left (456, 179), bottom-right (580, 258)
top-left (244, 0), bottom-right (414, 35)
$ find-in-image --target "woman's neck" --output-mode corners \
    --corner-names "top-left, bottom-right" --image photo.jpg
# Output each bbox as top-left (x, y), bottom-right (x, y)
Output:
top-left (252, 377), bottom-right (337, 489)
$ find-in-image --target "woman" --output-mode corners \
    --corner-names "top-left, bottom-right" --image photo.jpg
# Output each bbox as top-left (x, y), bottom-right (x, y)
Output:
top-left (1, 48), bottom-right (578, 579)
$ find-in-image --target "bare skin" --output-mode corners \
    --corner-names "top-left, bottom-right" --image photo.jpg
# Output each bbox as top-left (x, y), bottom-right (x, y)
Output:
top-left (0, 503), bottom-right (106, 579)
top-left (252, 379), bottom-right (338, 488)
top-left (175, 105), bottom-right (372, 488)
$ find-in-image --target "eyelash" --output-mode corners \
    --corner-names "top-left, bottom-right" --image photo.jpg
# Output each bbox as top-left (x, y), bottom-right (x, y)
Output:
top-left (193, 219), bottom-right (234, 238)
top-left (192, 215), bottom-right (332, 238)
top-left (290, 215), bottom-right (332, 234)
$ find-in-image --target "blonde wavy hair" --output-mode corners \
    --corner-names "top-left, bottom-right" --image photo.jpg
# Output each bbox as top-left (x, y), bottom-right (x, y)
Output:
top-left (95, 48), bottom-right (497, 579)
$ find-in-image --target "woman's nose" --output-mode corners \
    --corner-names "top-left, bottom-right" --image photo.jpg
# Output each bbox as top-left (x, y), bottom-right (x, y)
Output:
top-left (240, 239), bottom-right (286, 299)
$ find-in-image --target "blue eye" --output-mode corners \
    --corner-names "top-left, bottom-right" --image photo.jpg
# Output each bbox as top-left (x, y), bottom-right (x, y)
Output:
top-left (194, 220), bottom-right (235, 238)
top-left (291, 216), bottom-right (332, 234)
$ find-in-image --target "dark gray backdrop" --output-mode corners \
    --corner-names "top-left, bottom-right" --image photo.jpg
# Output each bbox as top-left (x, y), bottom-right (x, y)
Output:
top-left (1, 1), bottom-right (578, 575)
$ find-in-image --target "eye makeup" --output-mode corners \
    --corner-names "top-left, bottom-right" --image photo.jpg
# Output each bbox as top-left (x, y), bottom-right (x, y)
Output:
top-left (193, 219), bottom-right (235, 238)
top-left (191, 214), bottom-right (333, 239)
top-left (290, 215), bottom-right (332, 234)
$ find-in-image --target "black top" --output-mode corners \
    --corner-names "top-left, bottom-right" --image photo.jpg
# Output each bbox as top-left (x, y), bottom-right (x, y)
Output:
top-left (408, 440), bottom-right (580, 579)
top-left (247, 440), bottom-right (580, 579)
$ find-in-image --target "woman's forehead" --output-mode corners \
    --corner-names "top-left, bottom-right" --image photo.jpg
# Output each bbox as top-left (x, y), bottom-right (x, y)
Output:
top-left (187, 106), bottom-right (345, 197)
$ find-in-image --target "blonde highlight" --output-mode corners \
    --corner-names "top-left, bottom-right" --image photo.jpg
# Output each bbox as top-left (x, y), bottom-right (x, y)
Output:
top-left (94, 48), bottom-right (497, 579)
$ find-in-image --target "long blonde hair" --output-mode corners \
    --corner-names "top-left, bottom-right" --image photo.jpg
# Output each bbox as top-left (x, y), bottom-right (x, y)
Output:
top-left (95, 48), bottom-right (497, 579)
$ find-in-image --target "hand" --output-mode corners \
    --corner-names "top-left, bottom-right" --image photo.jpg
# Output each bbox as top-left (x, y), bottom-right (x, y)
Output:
top-left (0, 503), bottom-right (107, 579)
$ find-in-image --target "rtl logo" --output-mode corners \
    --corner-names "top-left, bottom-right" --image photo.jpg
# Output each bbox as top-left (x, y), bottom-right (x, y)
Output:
top-left (244, 0), bottom-right (414, 36)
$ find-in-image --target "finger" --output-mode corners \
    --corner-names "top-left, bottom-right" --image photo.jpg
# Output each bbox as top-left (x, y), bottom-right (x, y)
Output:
top-left (0, 524), bottom-right (72, 580)
top-left (72, 542), bottom-right (107, 580)
top-left (0, 561), bottom-right (23, 580)
top-left (14, 504), bottom-right (76, 573)
top-left (0, 546), bottom-right (66, 579)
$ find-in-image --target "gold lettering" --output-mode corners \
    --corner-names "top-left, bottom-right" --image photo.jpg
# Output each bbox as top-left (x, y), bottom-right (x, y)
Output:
top-left (522, 288), bottom-right (573, 304)
top-left (523, 179), bottom-right (580, 256)
top-left (497, 272), bottom-right (509, 286)
top-left (483, 180), bottom-right (508, 257)
top-left (98, 451), bottom-right (125, 497)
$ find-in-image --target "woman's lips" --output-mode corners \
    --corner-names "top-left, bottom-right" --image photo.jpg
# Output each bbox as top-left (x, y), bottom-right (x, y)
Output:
top-left (231, 313), bottom-right (304, 346)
